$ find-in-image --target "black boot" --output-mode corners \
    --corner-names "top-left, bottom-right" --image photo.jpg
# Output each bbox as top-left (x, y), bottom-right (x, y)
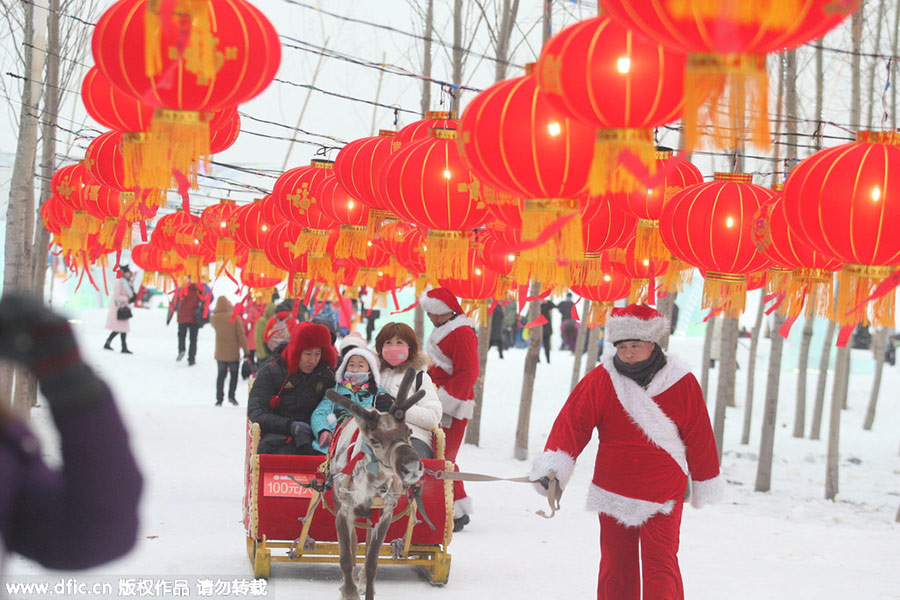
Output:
top-left (120, 334), bottom-right (133, 354)
top-left (104, 332), bottom-right (116, 350)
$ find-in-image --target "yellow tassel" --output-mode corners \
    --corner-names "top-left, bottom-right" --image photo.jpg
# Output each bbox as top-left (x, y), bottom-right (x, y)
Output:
top-left (141, 109), bottom-right (210, 190)
top-left (518, 253), bottom-right (571, 289)
top-left (683, 53), bottom-right (769, 152)
top-left (335, 225), bottom-right (368, 259)
top-left (215, 238), bottom-right (235, 276)
top-left (784, 268), bottom-right (833, 320)
top-left (414, 276), bottom-right (432, 297)
top-left (634, 220), bottom-right (670, 266)
top-left (660, 258), bottom-right (695, 294)
top-left (702, 271), bottom-right (747, 318)
top-left (99, 217), bottom-right (118, 248)
top-left (588, 129), bottom-right (656, 196)
top-left (834, 265), bottom-right (896, 328)
top-left (424, 230), bottom-right (469, 280)
top-left (585, 301), bottom-right (615, 329)
top-left (299, 228), bottom-right (331, 255)
top-left (629, 278), bottom-right (652, 305)
top-left (666, 0), bottom-right (800, 28)
top-left (122, 133), bottom-right (152, 190)
top-left (569, 254), bottom-right (606, 287)
top-left (366, 209), bottom-right (396, 238)
top-left (522, 198), bottom-right (583, 262)
top-left (353, 267), bottom-right (381, 289)
top-left (460, 299), bottom-right (490, 328)
top-left (765, 267), bottom-right (793, 295)
top-left (307, 252), bottom-right (333, 284)
top-left (144, 0), bottom-right (163, 77)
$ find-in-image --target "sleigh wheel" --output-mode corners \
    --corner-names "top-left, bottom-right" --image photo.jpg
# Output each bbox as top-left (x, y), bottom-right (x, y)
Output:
top-left (252, 536), bottom-right (271, 579)
top-left (424, 551), bottom-right (451, 586)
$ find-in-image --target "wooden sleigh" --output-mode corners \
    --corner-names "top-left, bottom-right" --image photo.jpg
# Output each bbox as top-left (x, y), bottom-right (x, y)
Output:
top-left (243, 420), bottom-right (454, 584)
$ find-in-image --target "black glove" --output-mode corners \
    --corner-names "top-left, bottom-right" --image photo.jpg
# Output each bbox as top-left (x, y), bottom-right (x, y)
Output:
top-left (129, 294), bottom-right (138, 303)
top-left (374, 392), bottom-right (395, 412)
top-left (0, 291), bottom-right (106, 412)
top-left (290, 421), bottom-right (313, 447)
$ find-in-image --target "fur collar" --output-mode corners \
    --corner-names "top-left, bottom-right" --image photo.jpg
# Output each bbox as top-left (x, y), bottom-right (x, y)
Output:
top-left (601, 351), bottom-right (691, 475)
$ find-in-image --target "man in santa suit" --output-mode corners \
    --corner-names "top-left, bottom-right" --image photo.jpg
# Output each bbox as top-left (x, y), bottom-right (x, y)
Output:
top-left (529, 304), bottom-right (722, 599)
top-left (420, 287), bottom-right (479, 532)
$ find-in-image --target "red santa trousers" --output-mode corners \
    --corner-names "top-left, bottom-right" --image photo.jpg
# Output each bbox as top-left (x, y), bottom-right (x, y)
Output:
top-left (597, 502), bottom-right (684, 600)
top-left (443, 417), bottom-right (468, 503)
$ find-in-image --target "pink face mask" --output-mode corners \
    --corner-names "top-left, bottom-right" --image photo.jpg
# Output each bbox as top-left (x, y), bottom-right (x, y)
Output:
top-left (382, 346), bottom-right (409, 367)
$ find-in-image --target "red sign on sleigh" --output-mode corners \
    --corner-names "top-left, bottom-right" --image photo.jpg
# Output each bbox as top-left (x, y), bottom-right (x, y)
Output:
top-left (263, 473), bottom-right (314, 498)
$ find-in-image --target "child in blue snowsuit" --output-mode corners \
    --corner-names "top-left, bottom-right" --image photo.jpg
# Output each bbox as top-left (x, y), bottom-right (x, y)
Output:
top-left (310, 344), bottom-right (392, 453)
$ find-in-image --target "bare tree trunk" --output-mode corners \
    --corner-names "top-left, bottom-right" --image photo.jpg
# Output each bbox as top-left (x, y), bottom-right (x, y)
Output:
top-left (810, 320), bottom-right (836, 440)
top-left (850, 3), bottom-right (865, 131)
top-left (815, 38), bottom-right (825, 147)
top-left (863, 329), bottom-right (888, 430)
top-left (542, 0), bottom-right (552, 44)
top-left (700, 315), bottom-right (716, 400)
top-left (420, 0), bottom-right (434, 115)
top-left (825, 346), bottom-right (848, 500)
top-left (896, 502), bottom-right (900, 523)
top-left (866, 0), bottom-right (887, 129)
top-left (467, 313), bottom-right (492, 446)
top-left (657, 292), bottom-right (677, 351)
top-left (713, 317), bottom-right (738, 462)
top-left (451, 0), bottom-right (464, 115)
top-left (369, 52), bottom-right (387, 135)
top-left (755, 313), bottom-right (786, 491)
top-left (585, 323), bottom-right (601, 373)
top-left (414, 304), bottom-right (424, 342)
top-left (741, 292), bottom-right (766, 444)
top-left (569, 298), bottom-right (590, 392)
top-left (515, 282), bottom-right (543, 460)
top-left (494, 0), bottom-right (520, 82)
top-left (793, 309), bottom-right (815, 438)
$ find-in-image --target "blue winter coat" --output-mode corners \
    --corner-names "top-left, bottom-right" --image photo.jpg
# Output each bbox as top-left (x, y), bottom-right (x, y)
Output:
top-left (310, 381), bottom-right (387, 453)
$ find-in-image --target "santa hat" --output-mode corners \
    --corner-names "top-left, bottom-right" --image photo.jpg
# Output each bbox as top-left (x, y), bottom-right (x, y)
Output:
top-left (281, 321), bottom-right (338, 373)
top-left (420, 287), bottom-right (463, 315)
top-left (339, 332), bottom-right (368, 355)
top-left (604, 304), bottom-right (669, 346)
top-left (335, 347), bottom-right (382, 387)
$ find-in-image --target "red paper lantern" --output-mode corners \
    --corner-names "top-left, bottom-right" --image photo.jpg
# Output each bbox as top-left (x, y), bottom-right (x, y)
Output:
top-left (393, 227), bottom-right (427, 276)
top-left (334, 130), bottom-right (399, 233)
top-left (537, 16), bottom-right (686, 194)
top-left (571, 267), bottom-right (632, 328)
top-left (209, 108), bottom-right (241, 154)
top-left (313, 171), bottom-right (369, 260)
top-left (572, 195), bottom-right (637, 287)
top-left (273, 161), bottom-right (339, 230)
top-left (242, 271), bottom-right (284, 290)
top-left (231, 199), bottom-right (281, 280)
top-left (263, 222), bottom-right (307, 274)
top-left (782, 131), bottom-right (900, 327)
top-left (85, 131), bottom-right (134, 192)
top-left (381, 128), bottom-right (490, 279)
top-left (394, 111), bottom-right (457, 148)
top-left (81, 66), bottom-right (154, 132)
top-left (660, 173), bottom-right (774, 316)
top-left (52, 164), bottom-right (93, 211)
top-left (42, 195), bottom-right (72, 236)
top-left (610, 236), bottom-right (669, 304)
top-left (172, 222), bottom-right (215, 280)
top-left (601, 0), bottom-right (859, 151)
top-left (438, 248), bottom-right (501, 325)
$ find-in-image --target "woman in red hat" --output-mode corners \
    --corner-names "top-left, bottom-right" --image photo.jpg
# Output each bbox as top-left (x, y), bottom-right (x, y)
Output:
top-left (530, 304), bottom-right (722, 600)
top-left (248, 321), bottom-right (337, 454)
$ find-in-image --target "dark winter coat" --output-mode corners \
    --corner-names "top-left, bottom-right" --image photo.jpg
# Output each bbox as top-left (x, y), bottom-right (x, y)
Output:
top-left (0, 379), bottom-right (142, 570)
top-left (247, 355), bottom-right (336, 454)
top-left (489, 303), bottom-right (505, 345)
top-left (176, 284), bottom-right (202, 324)
top-left (541, 301), bottom-right (555, 337)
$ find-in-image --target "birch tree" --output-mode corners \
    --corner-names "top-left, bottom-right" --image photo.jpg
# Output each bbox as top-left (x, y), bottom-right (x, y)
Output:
top-left (741, 292), bottom-right (766, 444)
top-left (713, 316), bottom-right (738, 462)
top-left (810, 321), bottom-right (835, 440)
top-left (755, 313), bottom-right (786, 491)
top-left (569, 298), bottom-right (589, 392)
top-left (515, 282), bottom-right (543, 460)
top-left (862, 329), bottom-right (888, 431)
top-left (700, 315), bottom-right (716, 400)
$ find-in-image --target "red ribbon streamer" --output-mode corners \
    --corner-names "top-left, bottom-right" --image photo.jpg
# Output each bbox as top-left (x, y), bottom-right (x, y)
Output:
top-left (488, 299), bottom-right (498, 315)
top-left (525, 288), bottom-right (554, 302)
top-left (764, 293), bottom-right (786, 315)
top-left (391, 290), bottom-right (400, 311)
top-left (570, 304), bottom-right (580, 322)
top-left (778, 315), bottom-right (799, 339)
top-left (172, 170), bottom-right (192, 213)
top-left (391, 299), bottom-right (419, 315)
top-left (844, 270), bottom-right (900, 317)
top-left (511, 212), bottom-right (578, 252)
top-left (703, 308), bottom-right (722, 322)
top-left (523, 314), bottom-right (548, 329)
top-left (836, 324), bottom-right (856, 348)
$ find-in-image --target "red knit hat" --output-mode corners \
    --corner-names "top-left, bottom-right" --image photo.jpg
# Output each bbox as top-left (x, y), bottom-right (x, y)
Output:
top-left (281, 321), bottom-right (338, 373)
top-left (605, 304), bottom-right (669, 345)
top-left (420, 287), bottom-right (463, 315)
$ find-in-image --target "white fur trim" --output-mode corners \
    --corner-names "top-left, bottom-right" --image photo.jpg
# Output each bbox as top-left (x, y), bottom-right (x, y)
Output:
top-left (601, 352), bottom-right (691, 475)
top-left (335, 348), bottom-right (382, 387)
top-left (420, 295), bottom-right (452, 315)
top-left (605, 314), bottom-right (669, 345)
top-left (529, 449), bottom-right (576, 490)
top-left (690, 475), bottom-right (724, 509)
top-left (436, 387), bottom-right (474, 420)
top-left (426, 315), bottom-right (475, 375)
top-left (587, 484), bottom-right (675, 527)
top-left (454, 496), bottom-right (474, 517)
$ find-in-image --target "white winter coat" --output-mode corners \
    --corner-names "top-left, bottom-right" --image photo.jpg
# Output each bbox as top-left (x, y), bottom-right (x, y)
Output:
top-left (378, 353), bottom-right (442, 449)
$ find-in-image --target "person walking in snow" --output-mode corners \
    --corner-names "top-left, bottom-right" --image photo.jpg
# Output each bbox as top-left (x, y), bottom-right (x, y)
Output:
top-left (0, 292), bottom-right (142, 570)
top-left (173, 276), bottom-right (210, 366)
top-left (103, 265), bottom-right (136, 354)
top-left (310, 336), bottom-right (391, 454)
top-left (530, 304), bottom-right (722, 600)
top-left (374, 323), bottom-right (443, 459)
top-left (209, 296), bottom-right (249, 406)
top-left (421, 287), bottom-right (479, 532)
top-left (247, 322), bottom-right (336, 455)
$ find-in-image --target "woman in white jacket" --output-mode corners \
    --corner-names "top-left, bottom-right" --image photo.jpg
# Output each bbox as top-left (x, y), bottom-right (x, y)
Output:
top-left (374, 322), bottom-right (443, 458)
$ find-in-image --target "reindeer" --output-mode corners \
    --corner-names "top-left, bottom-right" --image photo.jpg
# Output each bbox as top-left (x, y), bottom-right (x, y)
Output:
top-left (325, 369), bottom-right (426, 600)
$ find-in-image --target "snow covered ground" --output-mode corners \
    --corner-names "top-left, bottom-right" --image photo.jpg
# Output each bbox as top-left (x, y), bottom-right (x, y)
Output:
top-left (6, 304), bottom-right (900, 599)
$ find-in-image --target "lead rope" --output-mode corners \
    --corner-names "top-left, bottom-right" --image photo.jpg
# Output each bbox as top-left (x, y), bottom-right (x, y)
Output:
top-left (425, 469), bottom-right (562, 519)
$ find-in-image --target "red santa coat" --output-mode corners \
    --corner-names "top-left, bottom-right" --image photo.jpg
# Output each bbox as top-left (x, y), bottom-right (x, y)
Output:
top-left (531, 351), bottom-right (723, 527)
top-left (426, 315), bottom-right (479, 420)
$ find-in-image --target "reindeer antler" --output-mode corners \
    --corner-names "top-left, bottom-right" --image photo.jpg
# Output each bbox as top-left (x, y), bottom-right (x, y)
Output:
top-left (391, 370), bottom-right (426, 420)
top-left (325, 389), bottom-right (379, 426)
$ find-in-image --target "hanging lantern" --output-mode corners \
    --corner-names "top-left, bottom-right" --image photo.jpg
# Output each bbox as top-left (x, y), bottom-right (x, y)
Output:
top-left (782, 131), bottom-right (900, 328)
top-left (394, 111), bottom-right (457, 149)
top-left (610, 236), bottom-right (669, 304)
top-left (263, 221), bottom-right (307, 294)
top-left (346, 240), bottom-right (391, 288)
top-left (92, 0), bottom-right (280, 189)
top-left (571, 267), bottom-right (631, 329)
top-left (572, 194), bottom-right (637, 287)
top-left (457, 69), bottom-right (594, 271)
top-left (601, 0), bottom-right (859, 151)
top-left (660, 172), bottom-right (774, 317)
top-left (42, 195), bottom-right (73, 241)
top-left (82, 183), bottom-right (124, 248)
top-left (475, 229), bottom-right (517, 299)
top-left (313, 171), bottom-right (369, 260)
top-left (172, 222), bottom-right (214, 281)
top-left (199, 199), bottom-right (238, 275)
top-left (51, 163), bottom-right (98, 245)
top-left (334, 129), bottom-right (399, 235)
top-left (381, 127), bottom-right (490, 279)
top-left (273, 160), bottom-right (339, 254)
top-left (208, 108), bottom-right (241, 154)
top-left (231, 198), bottom-right (281, 280)
top-left (82, 66), bottom-right (155, 132)
top-left (537, 15), bottom-right (686, 194)
top-left (438, 248), bottom-right (501, 326)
